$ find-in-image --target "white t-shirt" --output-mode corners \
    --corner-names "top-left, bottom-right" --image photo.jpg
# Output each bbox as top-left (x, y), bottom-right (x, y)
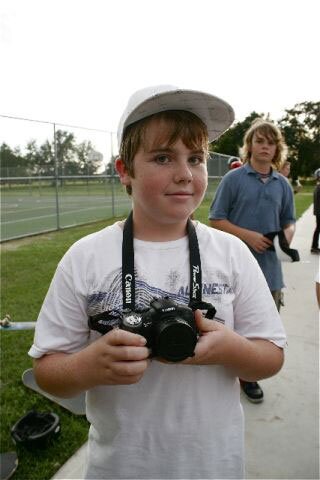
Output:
top-left (29, 221), bottom-right (286, 479)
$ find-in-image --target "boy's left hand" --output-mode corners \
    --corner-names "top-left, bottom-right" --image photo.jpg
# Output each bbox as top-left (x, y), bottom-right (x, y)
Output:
top-left (157, 310), bottom-right (231, 365)
top-left (182, 310), bottom-right (231, 365)
top-left (157, 310), bottom-right (284, 380)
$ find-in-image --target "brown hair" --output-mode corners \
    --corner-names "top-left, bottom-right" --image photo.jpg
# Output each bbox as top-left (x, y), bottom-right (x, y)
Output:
top-left (119, 110), bottom-right (209, 194)
top-left (240, 119), bottom-right (288, 170)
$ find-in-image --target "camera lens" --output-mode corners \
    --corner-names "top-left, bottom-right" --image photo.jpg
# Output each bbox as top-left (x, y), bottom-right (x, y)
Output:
top-left (155, 319), bottom-right (197, 362)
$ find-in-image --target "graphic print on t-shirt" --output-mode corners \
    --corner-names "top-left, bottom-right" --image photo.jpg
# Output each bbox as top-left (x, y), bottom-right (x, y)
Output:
top-left (87, 267), bottom-right (232, 329)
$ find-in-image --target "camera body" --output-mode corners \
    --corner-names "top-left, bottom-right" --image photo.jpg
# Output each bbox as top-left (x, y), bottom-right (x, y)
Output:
top-left (89, 296), bottom-right (200, 362)
top-left (120, 297), bottom-right (198, 362)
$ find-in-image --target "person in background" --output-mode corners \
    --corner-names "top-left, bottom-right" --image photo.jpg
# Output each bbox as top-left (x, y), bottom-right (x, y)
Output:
top-left (228, 156), bottom-right (243, 170)
top-left (28, 86), bottom-right (286, 480)
top-left (280, 160), bottom-right (291, 178)
top-left (279, 160), bottom-right (302, 194)
top-left (209, 119), bottom-right (295, 404)
top-left (311, 168), bottom-right (320, 254)
top-left (315, 267), bottom-right (320, 308)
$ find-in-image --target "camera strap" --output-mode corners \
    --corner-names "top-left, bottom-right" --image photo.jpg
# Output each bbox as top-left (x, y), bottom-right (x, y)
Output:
top-left (122, 212), bottom-right (215, 317)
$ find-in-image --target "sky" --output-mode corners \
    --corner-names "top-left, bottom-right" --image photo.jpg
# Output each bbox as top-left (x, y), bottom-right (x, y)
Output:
top-left (0, 0), bottom-right (319, 163)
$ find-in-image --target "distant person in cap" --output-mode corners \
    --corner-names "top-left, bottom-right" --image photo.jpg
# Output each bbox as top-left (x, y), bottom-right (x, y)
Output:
top-left (29, 86), bottom-right (286, 480)
top-left (311, 168), bottom-right (320, 254)
top-left (228, 156), bottom-right (243, 170)
top-left (209, 119), bottom-right (294, 404)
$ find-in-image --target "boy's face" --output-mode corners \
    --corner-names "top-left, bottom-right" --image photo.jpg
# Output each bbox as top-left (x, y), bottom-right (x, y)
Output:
top-left (116, 117), bottom-right (208, 238)
top-left (250, 131), bottom-right (277, 164)
top-left (281, 163), bottom-right (290, 177)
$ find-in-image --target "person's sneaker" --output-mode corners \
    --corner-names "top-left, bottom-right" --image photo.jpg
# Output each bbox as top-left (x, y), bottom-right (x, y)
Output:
top-left (311, 247), bottom-right (320, 254)
top-left (240, 381), bottom-right (264, 403)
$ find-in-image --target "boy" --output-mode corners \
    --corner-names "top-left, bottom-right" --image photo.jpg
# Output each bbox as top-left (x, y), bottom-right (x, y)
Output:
top-left (29, 86), bottom-right (286, 479)
top-left (209, 119), bottom-right (295, 404)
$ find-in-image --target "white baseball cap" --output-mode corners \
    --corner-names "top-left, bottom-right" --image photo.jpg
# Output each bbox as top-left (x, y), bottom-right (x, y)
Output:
top-left (117, 84), bottom-right (235, 147)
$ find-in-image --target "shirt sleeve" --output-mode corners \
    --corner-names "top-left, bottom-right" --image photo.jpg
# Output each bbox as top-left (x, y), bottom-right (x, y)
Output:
top-left (209, 175), bottom-right (233, 220)
top-left (28, 259), bottom-right (91, 358)
top-left (280, 180), bottom-right (296, 227)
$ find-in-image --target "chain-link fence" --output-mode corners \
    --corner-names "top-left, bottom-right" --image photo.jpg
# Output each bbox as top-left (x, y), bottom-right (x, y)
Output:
top-left (1, 115), bottom-right (233, 241)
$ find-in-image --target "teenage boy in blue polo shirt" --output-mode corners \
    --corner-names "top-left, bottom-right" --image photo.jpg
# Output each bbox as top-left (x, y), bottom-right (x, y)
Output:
top-left (209, 119), bottom-right (295, 403)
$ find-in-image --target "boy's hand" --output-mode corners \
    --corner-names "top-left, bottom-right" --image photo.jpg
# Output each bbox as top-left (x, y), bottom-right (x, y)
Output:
top-left (182, 311), bottom-right (284, 382)
top-left (80, 329), bottom-right (150, 387)
top-left (243, 231), bottom-right (273, 253)
top-left (182, 310), bottom-right (232, 365)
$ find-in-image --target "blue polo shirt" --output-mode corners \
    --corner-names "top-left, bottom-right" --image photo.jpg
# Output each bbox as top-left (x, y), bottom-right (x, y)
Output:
top-left (209, 163), bottom-right (296, 290)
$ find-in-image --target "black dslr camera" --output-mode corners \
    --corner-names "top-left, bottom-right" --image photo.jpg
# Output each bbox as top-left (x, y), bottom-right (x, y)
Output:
top-left (89, 296), bottom-right (216, 362)
top-left (120, 297), bottom-right (198, 362)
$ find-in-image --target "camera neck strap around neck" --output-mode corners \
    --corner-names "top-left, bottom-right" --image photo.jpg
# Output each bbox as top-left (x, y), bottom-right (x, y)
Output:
top-left (121, 211), bottom-right (203, 311)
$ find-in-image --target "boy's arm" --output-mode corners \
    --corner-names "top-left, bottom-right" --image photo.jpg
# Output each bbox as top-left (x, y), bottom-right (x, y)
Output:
top-left (210, 219), bottom-right (273, 253)
top-left (283, 223), bottom-right (296, 245)
top-left (33, 329), bottom-right (150, 398)
top-left (183, 312), bottom-right (284, 380)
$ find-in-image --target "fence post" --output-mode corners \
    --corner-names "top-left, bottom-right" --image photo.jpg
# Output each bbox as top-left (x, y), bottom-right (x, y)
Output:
top-left (53, 123), bottom-right (61, 229)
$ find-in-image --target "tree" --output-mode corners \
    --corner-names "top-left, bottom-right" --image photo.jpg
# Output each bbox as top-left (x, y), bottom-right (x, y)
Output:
top-left (104, 155), bottom-right (117, 176)
top-left (210, 112), bottom-right (263, 156)
top-left (278, 101), bottom-right (320, 178)
top-left (0, 143), bottom-right (28, 178)
top-left (55, 130), bottom-right (78, 176)
top-left (25, 139), bottom-right (55, 176)
top-left (1, 133), bottom-right (104, 179)
top-left (77, 142), bottom-right (103, 175)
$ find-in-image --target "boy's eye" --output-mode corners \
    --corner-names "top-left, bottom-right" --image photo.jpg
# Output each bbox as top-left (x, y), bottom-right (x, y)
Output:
top-left (189, 156), bottom-right (204, 165)
top-left (155, 155), bottom-right (170, 164)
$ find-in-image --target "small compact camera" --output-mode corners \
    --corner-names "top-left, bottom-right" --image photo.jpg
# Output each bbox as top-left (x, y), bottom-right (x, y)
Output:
top-left (89, 297), bottom-right (207, 362)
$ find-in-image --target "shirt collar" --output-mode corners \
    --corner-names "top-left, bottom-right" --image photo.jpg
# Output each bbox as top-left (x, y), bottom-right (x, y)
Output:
top-left (244, 162), bottom-right (280, 179)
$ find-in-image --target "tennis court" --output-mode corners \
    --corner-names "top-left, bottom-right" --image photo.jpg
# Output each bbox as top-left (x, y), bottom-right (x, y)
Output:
top-left (1, 179), bottom-right (131, 241)
top-left (1, 176), bottom-right (222, 242)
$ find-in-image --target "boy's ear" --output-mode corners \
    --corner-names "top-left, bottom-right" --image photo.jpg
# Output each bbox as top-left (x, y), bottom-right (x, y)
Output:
top-left (115, 157), bottom-right (131, 187)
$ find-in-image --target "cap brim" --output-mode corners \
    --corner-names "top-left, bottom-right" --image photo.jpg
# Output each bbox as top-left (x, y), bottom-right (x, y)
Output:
top-left (118, 88), bottom-right (235, 145)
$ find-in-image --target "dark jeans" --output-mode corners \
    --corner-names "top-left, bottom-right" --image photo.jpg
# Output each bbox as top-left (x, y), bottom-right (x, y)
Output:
top-left (311, 214), bottom-right (320, 249)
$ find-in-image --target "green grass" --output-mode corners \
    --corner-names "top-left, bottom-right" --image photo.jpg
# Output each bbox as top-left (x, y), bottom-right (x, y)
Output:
top-left (0, 187), bottom-right (313, 480)
top-left (0, 218), bottom-right (120, 480)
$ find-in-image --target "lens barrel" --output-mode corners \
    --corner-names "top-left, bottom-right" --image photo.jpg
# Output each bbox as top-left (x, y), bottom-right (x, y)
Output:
top-left (155, 319), bottom-right (197, 362)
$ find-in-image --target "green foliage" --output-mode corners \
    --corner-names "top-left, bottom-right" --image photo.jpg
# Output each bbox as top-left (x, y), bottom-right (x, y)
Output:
top-left (278, 101), bottom-right (320, 179)
top-left (1, 130), bottom-right (103, 178)
top-left (210, 111), bottom-right (263, 157)
top-left (0, 143), bottom-right (26, 177)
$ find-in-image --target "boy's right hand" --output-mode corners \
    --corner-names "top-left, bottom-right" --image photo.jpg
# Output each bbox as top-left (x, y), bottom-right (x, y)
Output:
top-left (244, 230), bottom-right (273, 253)
top-left (80, 329), bottom-right (150, 387)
